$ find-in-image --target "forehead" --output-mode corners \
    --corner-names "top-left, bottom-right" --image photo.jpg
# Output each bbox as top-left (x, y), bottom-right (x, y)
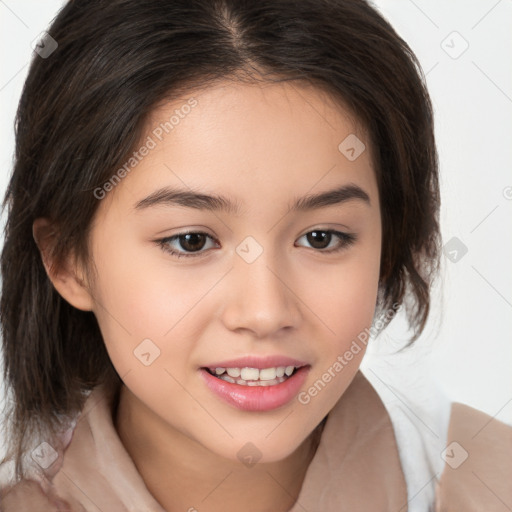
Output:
top-left (99, 80), bottom-right (377, 217)
top-left (146, 79), bottom-right (369, 159)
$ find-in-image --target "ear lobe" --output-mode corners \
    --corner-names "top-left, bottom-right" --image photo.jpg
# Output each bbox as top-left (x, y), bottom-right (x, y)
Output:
top-left (32, 217), bottom-right (95, 312)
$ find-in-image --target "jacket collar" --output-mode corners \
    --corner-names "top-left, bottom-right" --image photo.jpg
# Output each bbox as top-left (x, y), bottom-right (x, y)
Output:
top-left (289, 370), bottom-right (408, 511)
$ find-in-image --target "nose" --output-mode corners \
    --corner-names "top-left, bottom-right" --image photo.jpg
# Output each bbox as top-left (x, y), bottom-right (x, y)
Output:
top-left (220, 244), bottom-right (302, 338)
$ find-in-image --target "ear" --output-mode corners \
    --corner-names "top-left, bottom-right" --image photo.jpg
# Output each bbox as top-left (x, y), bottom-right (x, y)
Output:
top-left (32, 218), bottom-right (95, 311)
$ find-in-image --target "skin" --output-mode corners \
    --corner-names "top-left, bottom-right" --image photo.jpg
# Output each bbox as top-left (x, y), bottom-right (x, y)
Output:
top-left (35, 80), bottom-right (382, 511)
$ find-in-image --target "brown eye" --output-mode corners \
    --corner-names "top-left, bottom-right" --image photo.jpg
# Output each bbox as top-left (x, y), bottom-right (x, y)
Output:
top-left (305, 230), bottom-right (332, 250)
top-left (296, 229), bottom-right (357, 253)
top-left (176, 233), bottom-right (208, 252)
top-left (158, 232), bottom-right (218, 258)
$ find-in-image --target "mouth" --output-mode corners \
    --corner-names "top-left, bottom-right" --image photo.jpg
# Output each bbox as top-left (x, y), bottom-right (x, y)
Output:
top-left (199, 363), bottom-right (311, 411)
top-left (202, 365), bottom-right (302, 387)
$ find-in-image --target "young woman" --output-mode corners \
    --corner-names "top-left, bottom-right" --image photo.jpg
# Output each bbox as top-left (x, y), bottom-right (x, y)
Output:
top-left (0, 1), bottom-right (510, 511)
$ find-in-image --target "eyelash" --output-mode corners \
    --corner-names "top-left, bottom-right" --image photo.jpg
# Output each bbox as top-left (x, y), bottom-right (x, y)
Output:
top-left (156, 229), bottom-right (357, 259)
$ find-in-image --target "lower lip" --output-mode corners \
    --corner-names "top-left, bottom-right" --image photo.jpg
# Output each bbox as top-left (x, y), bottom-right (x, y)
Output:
top-left (200, 366), bottom-right (310, 412)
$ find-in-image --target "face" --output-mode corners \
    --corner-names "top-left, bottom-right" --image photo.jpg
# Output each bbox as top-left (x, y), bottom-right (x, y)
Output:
top-left (84, 80), bottom-right (381, 463)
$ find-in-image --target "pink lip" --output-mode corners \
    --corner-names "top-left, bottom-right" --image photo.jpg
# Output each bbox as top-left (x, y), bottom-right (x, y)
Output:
top-left (199, 365), bottom-right (311, 412)
top-left (201, 355), bottom-right (308, 370)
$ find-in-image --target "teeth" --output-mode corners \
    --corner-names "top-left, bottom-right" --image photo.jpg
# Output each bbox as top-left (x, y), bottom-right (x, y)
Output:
top-left (226, 368), bottom-right (241, 378)
top-left (219, 375), bottom-right (288, 386)
top-left (240, 367), bottom-right (260, 380)
top-left (259, 367), bottom-right (277, 380)
top-left (209, 365), bottom-right (300, 383)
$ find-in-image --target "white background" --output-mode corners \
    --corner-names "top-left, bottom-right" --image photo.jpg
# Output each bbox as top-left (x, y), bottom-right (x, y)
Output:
top-left (1, 0), bottom-right (511, 460)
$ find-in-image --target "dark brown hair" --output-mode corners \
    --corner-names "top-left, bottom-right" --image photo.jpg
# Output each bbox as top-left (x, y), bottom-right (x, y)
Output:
top-left (0, 0), bottom-right (440, 480)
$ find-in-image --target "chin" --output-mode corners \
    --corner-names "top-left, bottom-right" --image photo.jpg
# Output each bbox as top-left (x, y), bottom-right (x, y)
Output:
top-left (199, 430), bottom-right (309, 467)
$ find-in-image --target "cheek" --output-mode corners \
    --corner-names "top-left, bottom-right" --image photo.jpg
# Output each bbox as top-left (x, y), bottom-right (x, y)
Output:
top-left (89, 243), bottom-right (219, 378)
top-left (333, 262), bottom-right (380, 336)
top-left (295, 250), bottom-right (381, 417)
top-left (304, 241), bottom-right (381, 348)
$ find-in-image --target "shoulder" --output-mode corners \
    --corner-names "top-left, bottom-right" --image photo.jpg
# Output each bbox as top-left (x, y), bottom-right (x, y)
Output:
top-left (0, 478), bottom-right (73, 512)
top-left (362, 354), bottom-right (512, 512)
top-left (0, 455), bottom-right (79, 512)
top-left (0, 383), bottom-right (165, 512)
top-left (0, 401), bottom-right (84, 511)
top-left (435, 401), bottom-right (512, 511)
top-left (361, 351), bottom-right (452, 511)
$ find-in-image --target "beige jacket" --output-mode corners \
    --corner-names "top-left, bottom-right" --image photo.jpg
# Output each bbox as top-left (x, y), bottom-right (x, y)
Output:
top-left (1, 370), bottom-right (511, 511)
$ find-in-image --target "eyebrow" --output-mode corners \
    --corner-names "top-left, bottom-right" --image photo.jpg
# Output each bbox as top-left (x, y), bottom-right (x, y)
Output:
top-left (133, 183), bottom-right (370, 215)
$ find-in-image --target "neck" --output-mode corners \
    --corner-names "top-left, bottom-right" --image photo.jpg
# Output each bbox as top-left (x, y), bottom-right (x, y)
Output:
top-left (114, 384), bottom-right (324, 512)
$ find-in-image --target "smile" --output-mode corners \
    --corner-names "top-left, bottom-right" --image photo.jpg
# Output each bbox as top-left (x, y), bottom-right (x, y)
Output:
top-left (200, 365), bottom-right (310, 411)
top-left (205, 366), bottom-right (300, 386)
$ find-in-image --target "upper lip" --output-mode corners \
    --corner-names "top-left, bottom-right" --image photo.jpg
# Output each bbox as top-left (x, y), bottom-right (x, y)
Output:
top-left (201, 355), bottom-right (309, 371)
